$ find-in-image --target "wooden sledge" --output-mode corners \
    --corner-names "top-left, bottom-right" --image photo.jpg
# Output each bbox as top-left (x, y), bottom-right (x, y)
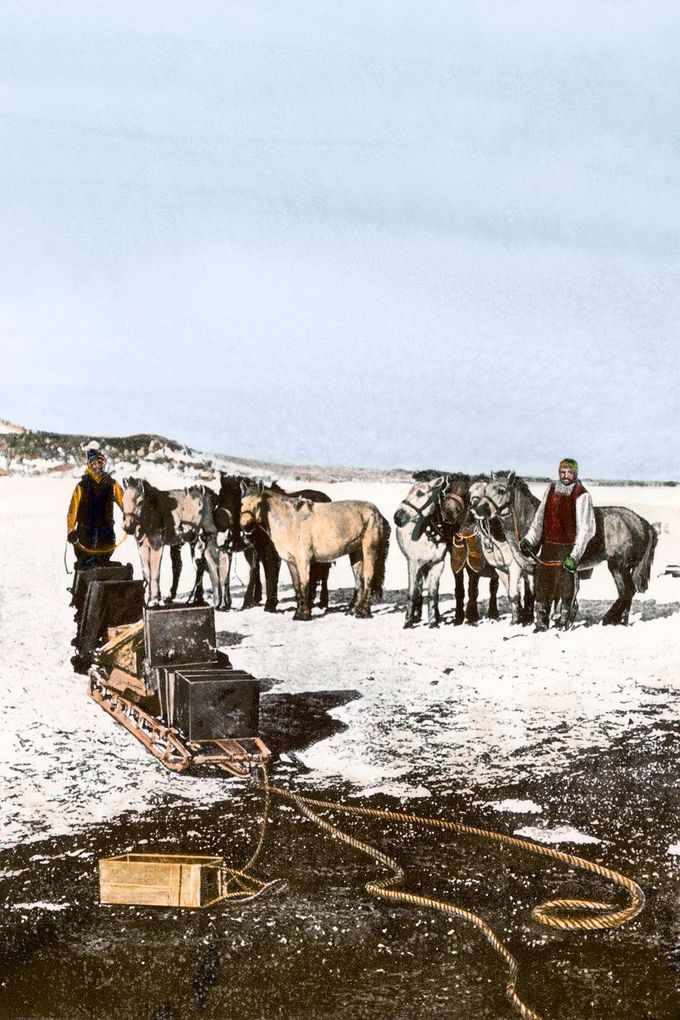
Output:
top-left (87, 607), bottom-right (270, 779)
top-left (88, 666), bottom-right (270, 776)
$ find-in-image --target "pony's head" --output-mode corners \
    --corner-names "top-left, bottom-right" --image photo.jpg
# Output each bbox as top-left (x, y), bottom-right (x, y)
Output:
top-left (181, 484), bottom-right (214, 536)
top-left (394, 475), bottom-right (449, 536)
top-left (470, 471), bottom-right (516, 520)
top-left (240, 484), bottom-right (266, 535)
top-left (121, 477), bottom-right (147, 537)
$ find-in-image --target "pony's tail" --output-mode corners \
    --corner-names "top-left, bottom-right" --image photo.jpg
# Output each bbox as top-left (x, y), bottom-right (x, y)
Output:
top-left (371, 515), bottom-right (391, 597)
top-left (633, 522), bottom-right (657, 593)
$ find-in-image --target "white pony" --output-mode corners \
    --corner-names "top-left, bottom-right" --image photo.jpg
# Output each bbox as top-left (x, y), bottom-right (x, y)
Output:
top-left (393, 478), bottom-right (450, 628)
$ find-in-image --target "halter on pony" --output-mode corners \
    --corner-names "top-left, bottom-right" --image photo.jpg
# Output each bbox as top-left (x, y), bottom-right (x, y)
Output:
top-left (400, 477), bottom-right (468, 545)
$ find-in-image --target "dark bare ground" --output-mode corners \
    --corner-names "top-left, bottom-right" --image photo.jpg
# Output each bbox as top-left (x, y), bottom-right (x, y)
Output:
top-left (1, 711), bottom-right (679, 1020)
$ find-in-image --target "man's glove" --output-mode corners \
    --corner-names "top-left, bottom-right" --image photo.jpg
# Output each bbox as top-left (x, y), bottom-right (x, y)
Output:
top-left (519, 537), bottom-right (534, 557)
top-left (67, 529), bottom-right (79, 545)
top-left (564, 554), bottom-right (578, 573)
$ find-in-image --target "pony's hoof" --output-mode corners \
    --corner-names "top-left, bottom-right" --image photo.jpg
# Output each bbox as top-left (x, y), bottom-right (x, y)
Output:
top-left (428, 621), bottom-right (440, 629)
top-left (403, 619), bottom-right (414, 629)
top-left (453, 616), bottom-right (465, 627)
top-left (264, 603), bottom-right (278, 614)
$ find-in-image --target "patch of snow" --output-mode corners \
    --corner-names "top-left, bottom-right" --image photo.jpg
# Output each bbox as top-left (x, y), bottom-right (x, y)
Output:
top-left (667, 843), bottom-right (680, 856)
top-left (11, 902), bottom-right (70, 911)
top-left (514, 825), bottom-right (601, 845)
top-left (350, 784), bottom-right (432, 800)
top-left (489, 799), bottom-right (543, 814)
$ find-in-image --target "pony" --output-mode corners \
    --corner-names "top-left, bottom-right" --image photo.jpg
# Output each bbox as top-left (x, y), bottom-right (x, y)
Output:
top-left (240, 484), bottom-right (390, 620)
top-left (470, 471), bottom-right (657, 626)
top-left (121, 478), bottom-right (229, 608)
top-left (214, 475), bottom-right (332, 613)
top-left (394, 473), bottom-right (500, 628)
top-left (468, 477), bottom-right (534, 625)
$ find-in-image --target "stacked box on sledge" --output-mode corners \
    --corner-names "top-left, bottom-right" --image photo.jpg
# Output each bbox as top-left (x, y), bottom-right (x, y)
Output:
top-left (144, 605), bottom-right (259, 741)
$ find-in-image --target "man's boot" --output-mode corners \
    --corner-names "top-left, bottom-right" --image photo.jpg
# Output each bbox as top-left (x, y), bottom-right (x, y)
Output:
top-left (533, 602), bottom-right (550, 633)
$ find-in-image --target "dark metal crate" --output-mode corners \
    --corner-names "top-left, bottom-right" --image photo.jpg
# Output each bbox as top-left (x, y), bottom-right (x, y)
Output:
top-left (173, 670), bottom-right (259, 742)
top-left (143, 605), bottom-right (216, 668)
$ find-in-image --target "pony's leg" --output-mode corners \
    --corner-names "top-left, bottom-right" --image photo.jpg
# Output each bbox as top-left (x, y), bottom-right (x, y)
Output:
top-left (453, 569), bottom-right (465, 626)
top-left (167, 544), bottom-right (182, 604)
top-left (148, 546), bottom-right (163, 606)
top-left (426, 559), bottom-right (445, 627)
top-left (487, 572), bottom-right (500, 620)
top-left (354, 554), bottom-right (373, 618)
top-left (603, 566), bottom-right (635, 625)
top-left (348, 551), bottom-right (363, 614)
top-left (508, 562), bottom-right (523, 624)
top-left (404, 561), bottom-right (424, 628)
top-left (465, 569), bottom-right (480, 625)
top-left (521, 574), bottom-right (534, 625)
top-left (137, 539), bottom-right (151, 594)
top-left (290, 560), bottom-right (312, 621)
top-left (218, 548), bottom-right (232, 611)
top-left (189, 556), bottom-right (207, 605)
top-left (240, 546), bottom-right (258, 607)
top-left (317, 564), bottom-right (331, 611)
top-left (309, 563), bottom-right (320, 608)
top-left (263, 545), bottom-right (281, 614)
top-left (202, 538), bottom-right (228, 611)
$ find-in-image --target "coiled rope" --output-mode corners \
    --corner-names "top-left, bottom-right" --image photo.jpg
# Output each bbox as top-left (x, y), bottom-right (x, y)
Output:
top-left (237, 763), bottom-right (644, 1020)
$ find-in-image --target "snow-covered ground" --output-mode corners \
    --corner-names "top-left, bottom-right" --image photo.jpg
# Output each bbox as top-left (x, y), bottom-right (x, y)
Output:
top-left (0, 472), bottom-right (678, 850)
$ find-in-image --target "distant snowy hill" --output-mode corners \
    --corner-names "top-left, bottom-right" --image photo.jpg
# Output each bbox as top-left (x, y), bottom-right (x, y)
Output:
top-left (0, 419), bottom-right (26, 435)
top-left (0, 423), bottom-right (413, 483)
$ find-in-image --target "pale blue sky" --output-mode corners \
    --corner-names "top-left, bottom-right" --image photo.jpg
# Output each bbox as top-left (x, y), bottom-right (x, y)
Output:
top-left (1, 1), bottom-right (678, 477)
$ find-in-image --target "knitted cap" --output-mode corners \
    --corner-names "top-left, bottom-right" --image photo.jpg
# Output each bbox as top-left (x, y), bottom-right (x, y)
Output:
top-left (559, 458), bottom-right (578, 472)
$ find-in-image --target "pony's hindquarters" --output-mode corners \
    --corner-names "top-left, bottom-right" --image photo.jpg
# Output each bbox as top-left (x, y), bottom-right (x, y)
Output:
top-left (370, 512), bottom-right (391, 597)
top-left (632, 520), bottom-right (658, 593)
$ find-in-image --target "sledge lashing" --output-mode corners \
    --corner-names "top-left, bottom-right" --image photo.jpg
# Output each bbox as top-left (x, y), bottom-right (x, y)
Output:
top-left (70, 564), bottom-right (269, 778)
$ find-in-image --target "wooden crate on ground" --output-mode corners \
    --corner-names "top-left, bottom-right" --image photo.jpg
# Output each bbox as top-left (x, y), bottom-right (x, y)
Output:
top-left (99, 853), bottom-right (224, 908)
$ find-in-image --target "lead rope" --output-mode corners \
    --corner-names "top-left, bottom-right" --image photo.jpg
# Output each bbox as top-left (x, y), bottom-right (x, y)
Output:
top-left (218, 763), bottom-right (282, 902)
top-left (250, 763), bottom-right (644, 1020)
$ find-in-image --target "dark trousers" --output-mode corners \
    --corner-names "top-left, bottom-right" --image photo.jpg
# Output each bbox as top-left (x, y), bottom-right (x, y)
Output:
top-left (535, 543), bottom-right (575, 608)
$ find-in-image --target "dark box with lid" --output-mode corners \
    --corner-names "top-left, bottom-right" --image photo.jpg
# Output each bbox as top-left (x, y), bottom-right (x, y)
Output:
top-left (143, 605), bottom-right (216, 668)
top-left (173, 670), bottom-right (259, 742)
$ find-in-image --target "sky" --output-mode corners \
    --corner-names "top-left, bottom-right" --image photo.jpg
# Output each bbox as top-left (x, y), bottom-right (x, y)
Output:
top-left (0, 1), bottom-right (678, 478)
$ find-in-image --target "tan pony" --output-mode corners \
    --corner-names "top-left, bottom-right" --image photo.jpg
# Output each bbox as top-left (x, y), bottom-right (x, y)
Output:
top-left (240, 484), bottom-right (390, 621)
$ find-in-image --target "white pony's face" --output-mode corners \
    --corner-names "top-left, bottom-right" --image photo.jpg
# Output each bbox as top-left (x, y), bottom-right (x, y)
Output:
top-left (121, 479), bottom-right (144, 535)
top-left (470, 476), bottom-right (513, 520)
top-left (393, 477), bottom-right (445, 529)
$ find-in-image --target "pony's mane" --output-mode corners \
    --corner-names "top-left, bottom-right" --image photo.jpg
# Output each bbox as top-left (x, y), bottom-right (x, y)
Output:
top-left (495, 470), bottom-right (534, 500)
top-left (412, 468), bottom-right (448, 482)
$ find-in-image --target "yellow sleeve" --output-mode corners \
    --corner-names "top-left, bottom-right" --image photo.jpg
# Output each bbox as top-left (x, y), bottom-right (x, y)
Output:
top-left (67, 484), bottom-right (82, 533)
top-left (113, 481), bottom-right (124, 509)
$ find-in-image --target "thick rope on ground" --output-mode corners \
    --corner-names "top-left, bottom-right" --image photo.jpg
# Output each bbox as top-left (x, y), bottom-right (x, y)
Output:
top-left (252, 767), bottom-right (644, 1020)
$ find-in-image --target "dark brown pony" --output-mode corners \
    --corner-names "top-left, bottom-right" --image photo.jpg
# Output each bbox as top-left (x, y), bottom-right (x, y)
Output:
top-left (401, 471), bottom-right (503, 625)
top-left (215, 475), bottom-right (332, 612)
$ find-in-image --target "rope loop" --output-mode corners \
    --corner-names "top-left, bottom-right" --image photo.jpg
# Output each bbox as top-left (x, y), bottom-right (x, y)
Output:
top-left (249, 773), bottom-right (644, 1020)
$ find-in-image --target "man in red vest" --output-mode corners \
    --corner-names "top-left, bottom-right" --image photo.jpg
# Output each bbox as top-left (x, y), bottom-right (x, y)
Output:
top-left (519, 458), bottom-right (596, 631)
